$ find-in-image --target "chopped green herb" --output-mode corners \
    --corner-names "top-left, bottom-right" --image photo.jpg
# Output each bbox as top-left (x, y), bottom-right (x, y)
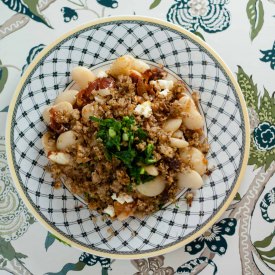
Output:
top-left (158, 203), bottom-right (164, 210)
top-left (90, 116), bottom-right (157, 184)
top-left (84, 192), bottom-right (92, 201)
top-left (140, 174), bottom-right (155, 182)
top-left (144, 144), bottom-right (157, 164)
top-left (136, 128), bottom-right (147, 140)
top-left (127, 183), bottom-right (133, 192)
top-left (108, 128), bottom-right (116, 137)
top-left (113, 149), bottom-right (136, 166)
top-left (122, 133), bottom-right (129, 141)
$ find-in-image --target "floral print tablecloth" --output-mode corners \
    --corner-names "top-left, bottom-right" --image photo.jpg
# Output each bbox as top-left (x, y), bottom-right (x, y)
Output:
top-left (0, 0), bottom-right (274, 274)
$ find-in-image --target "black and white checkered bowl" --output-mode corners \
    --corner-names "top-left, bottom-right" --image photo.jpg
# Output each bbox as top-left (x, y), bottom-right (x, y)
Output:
top-left (6, 16), bottom-right (250, 259)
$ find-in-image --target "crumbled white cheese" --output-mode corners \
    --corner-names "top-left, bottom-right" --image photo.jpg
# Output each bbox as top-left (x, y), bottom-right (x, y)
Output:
top-left (97, 70), bottom-right (108, 78)
top-left (159, 88), bottom-right (169, 96)
top-left (103, 205), bottom-right (115, 217)
top-left (124, 194), bottom-right (134, 203)
top-left (150, 80), bottom-right (174, 90)
top-left (48, 152), bottom-right (71, 165)
top-left (111, 193), bottom-right (134, 204)
top-left (98, 88), bottom-right (111, 97)
top-left (134, 101), bottom-right (152, 118)
top-left (94, 95), bottom-right (106, 104)
top-left (111, 193), bottom-right (117, 200)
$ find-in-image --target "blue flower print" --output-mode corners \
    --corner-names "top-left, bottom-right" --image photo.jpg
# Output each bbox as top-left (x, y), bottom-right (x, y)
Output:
top-left (61, 7), bottom-right (78, 23)
top-left (254, 122), bottom-right (275, 151)
top-left (79, 252), bottom-right (111, 270)
top-left (96, 0), bottom-right (118, 8)
top-left (185, 218), bottom-right (237, 255)
top-left (22, 44), bottom-right (45, 75)
top-left (167, 0), bottom-right (230, 33)
top-left (260, 41), bottom-right (275, 70)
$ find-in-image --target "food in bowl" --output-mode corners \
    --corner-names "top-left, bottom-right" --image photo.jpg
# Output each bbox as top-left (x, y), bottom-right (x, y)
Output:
top-left (42, 55), bottom-right (209, 220)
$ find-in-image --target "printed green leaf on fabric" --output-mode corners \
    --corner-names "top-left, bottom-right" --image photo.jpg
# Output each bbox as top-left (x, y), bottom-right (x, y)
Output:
top-left (0, 237), bottom-right (27, 261)
top-left (0, 106), bottom-right (9, 112)
top-left (15, 252), bottom-right (28, 259)
top-left (45, 232), bottom-right (56, 251)
top-left (234, 192), bottom-right (241, 201)
top-left (0, 60), bottom-right (8, 94)
top-left (150, 0), bottom-right (161, 9)
top-left (249, 124), bottom-right (274, 171)
top-left (248, 142), bottom-right (266, 168)
top-left (254, 231), bottom-right (275, 266)
top-left (46, 262), bottom-right (86, 275)
top-left (44, 232), bottom-right (71, 251)
top-left (246, 0), bottom-right (264, 41)
top-left (237, 66), bottom-right (275, 170)
top-left (258, 89), bottom-right (274, 124)
top-left (2, 260), bottom-right (7, 267)
top-left (194, 31), bottom-right (205, 41)
top-left (1, 0), bottom-right (52, 28)
top-left (236, 66), bottom-right (258, 111)
top-left (28, 215), bottom-right (36, 224)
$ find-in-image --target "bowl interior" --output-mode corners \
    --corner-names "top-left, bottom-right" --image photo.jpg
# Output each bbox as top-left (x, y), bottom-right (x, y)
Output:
top-left (9, 19), bottom-right (246, 257)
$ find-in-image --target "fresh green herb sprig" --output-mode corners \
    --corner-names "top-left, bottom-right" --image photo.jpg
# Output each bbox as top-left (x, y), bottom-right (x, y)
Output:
top-left (90, 116), bottom-right (156, 184)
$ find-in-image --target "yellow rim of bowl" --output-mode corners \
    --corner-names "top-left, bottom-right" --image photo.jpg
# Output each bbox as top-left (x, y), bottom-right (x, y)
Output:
top-left (6, 16), bottom-right (250, 259)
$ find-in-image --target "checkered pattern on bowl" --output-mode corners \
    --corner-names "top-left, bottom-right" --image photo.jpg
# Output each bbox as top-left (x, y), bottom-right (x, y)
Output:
top-left (8, 18), bottom-right (247, 257)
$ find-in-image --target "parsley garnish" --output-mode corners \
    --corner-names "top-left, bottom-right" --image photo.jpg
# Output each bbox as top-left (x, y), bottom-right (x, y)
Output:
top-left (90, 116), bottom-right (157, 184)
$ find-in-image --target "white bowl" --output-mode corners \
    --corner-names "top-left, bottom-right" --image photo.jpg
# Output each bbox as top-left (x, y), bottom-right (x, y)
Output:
top-left (6, 16), bottom-right (250, 259)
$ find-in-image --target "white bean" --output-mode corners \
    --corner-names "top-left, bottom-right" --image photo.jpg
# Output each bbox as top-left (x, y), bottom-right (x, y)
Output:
top-left (132, 59), bottom-right (150, 73)
top-left (97, 89), bottom-right (111, 97)
top-left (144, 165), bottom-right (159, 176)
top-left (179, 96), bottom-right (204, 130)
top-left (42, 106), bottom-right (51, 125)
top-left (94, 95), bottom-right (106, 104)
top-left (54, 90), bottom-right (79, 105)
top-left (177, 169), bottom-right (203, 189)
top-left (56, 130), bottom-right (78, 150)
top-left (109, 55), bottom-right (135, 77)
top-left (71, 66), bottom-right (96, 89)
top-left (172, 130), bottom-right (184, 139)
top-left (179, 148), bottom-right (190, 162)
top-left (162, 118), bottom-right (182, 133)
top-left (42, 132), bottom-right (57, 155)
top-left (81, 103), bottom-right (94, 123)
top-left (190, 147), bottom-right (207, 175)
top-left (170, 137), bottom-right (189, 148)
top-left (150, 79), bottom-right (174, 90)
top-left (136, 176), bottom-right (166, 197)
top-left (48, 152), bottom-right (71, 165)
top-left (53, 101), bottom-right (73, 113)
top-left (180, 147), bottom-right (207, 176)
top-left (103, 205), bottom-right (115, 217)
top-left (97, 70), bottom-right (108, 78)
